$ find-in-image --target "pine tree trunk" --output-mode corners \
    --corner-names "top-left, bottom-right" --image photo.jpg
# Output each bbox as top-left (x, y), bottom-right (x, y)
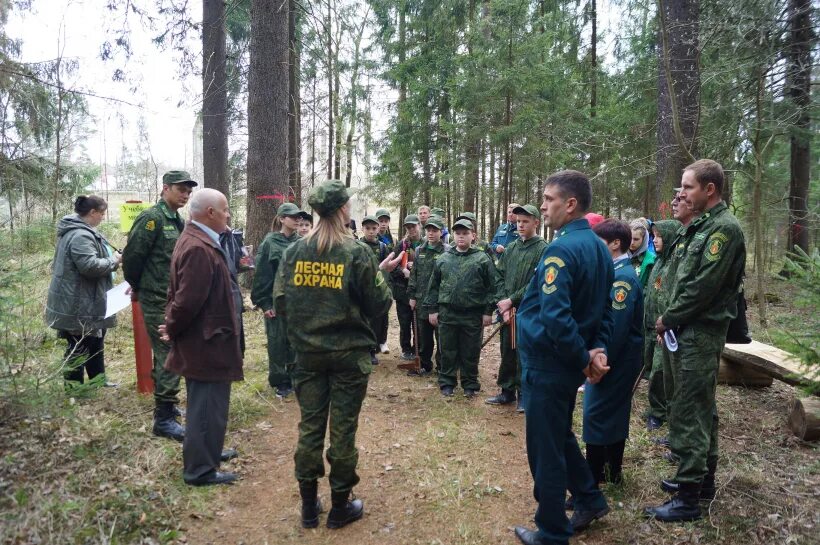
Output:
top-left (202, 0), bottom-right (229, 197)
top-left (326, 0), bottom-right (333, 180)
top-left (288, 0), bottom-right (302, 203)
top-left (246, 0), bottom-right (289, 248)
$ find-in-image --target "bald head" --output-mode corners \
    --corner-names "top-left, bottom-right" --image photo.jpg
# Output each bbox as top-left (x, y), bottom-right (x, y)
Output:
top-left (189, 188), bottom-right (230, 232)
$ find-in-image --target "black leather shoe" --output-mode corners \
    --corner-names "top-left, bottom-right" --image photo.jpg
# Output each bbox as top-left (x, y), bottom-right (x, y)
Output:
top-left (644, 483), bottom-right (702, 522)
top-left (407, 368), bottom-right (431, 377)
top-left (276, 385), bottom-right (293, 398)
top-left (570, 505), bottom-right (610, 532)
top-left (185, 471), bottom-right (237, 487)
top-left (485, 389), bottom-right (516, 405)
top-left (514, 526), bottom-right (549, 545)
top-left (440, 385), bottom-right (455, 397)
top-left (464, 389), bottom-right (478, 399)
top-left (172, 405), bottom-right (185, 418)
top-left (327, 492), bottom-right (363, 529)
top-left (661, 478), bottom-right (716, 501)
top-left (220, 448), bottom-right (238, 462)
top-left (153, 402), bottom-right (185, 442)
top-left (647, 415), bottom-right (663, 431)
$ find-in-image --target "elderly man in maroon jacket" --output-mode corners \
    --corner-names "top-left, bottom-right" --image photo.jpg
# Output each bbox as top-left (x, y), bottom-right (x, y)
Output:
top-left (159, 188), bottom-right (244, 486)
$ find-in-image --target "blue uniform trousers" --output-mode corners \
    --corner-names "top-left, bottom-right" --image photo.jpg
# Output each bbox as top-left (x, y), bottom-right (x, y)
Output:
top-left (522, 366), bottom-right (608, 544)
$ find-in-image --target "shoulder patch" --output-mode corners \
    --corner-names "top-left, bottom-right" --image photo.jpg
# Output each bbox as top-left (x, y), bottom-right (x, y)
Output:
top-left (542, 265), bottom-right (559, 294)
top-left (145, 220), bottom-right (155, 231)
top-left (544, 256), bottom-right (566, 267)
top-left (705, 232), bottom-right (728, 262)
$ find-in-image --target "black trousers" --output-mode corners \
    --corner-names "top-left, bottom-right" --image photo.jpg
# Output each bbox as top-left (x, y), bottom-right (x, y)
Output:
top-left (395, 300), bottom-right (415, 354)
top-left (62, 331), bottom-right (106, 384)
top-left (417, 314), bottom-right (440, 372)
top-left (183, 379), bottom-right (231, 482)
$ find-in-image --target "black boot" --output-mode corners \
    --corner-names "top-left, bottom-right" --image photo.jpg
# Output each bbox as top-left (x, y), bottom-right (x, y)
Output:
top-left (644, 482), bottom-right (702, 522)
top-left (485, 389), bottom-right (516, 405)
top-left (585, 444), bottom-right (607, 485)
top-left (605, 440), bottom-right (625, 484)
top-left (299, 481), bottom-right (323, 528)
top-left (326, 490), bottom-right (363, 529)
top-left (152, 401), bottom-right (185, 442)
top-left (661, 460), bottom-right (717, 501)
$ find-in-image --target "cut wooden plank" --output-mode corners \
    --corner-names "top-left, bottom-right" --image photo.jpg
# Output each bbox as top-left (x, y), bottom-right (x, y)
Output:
top-left (718, 357), bottom-right (773, 387)
top-left (722, 340), bottom-right (815, 388)
top-left (789, 397), bottom-right (820, 442)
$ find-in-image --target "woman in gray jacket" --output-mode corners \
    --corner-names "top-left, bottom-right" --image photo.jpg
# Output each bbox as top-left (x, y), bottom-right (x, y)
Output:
top-left (46, 195), bottom-right (122, 389)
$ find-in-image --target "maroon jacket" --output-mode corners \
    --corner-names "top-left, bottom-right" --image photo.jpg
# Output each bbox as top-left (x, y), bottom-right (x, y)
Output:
top-left (164, 223), bottom-right (243, 382)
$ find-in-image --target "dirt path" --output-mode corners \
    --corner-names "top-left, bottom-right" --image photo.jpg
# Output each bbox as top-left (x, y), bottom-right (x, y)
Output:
top-left (183, 310), bottom-right (819, 545)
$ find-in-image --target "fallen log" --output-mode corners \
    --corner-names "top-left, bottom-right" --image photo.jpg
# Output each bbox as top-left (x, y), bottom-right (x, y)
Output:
top-left (718, 357), bottom-right (773, 387)
top-left (722, 340), bottom-right (815, 389)
top-left (789, 397), bottom-right (820, 442)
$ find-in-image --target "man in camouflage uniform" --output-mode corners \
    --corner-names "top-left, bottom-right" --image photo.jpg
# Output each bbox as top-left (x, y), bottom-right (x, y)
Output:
top-left (122, 170), bottom-right (197, 441)
top-left (645, 159), bottom-right (746, 522)
top-left (487, 204), bottom-right (547, 411)
top-left (425, 219), bottom-right (499, 397)
top-left (392, 215), bottom-right (423, 359)
top-left (408, 216), bottom-right (448, 375)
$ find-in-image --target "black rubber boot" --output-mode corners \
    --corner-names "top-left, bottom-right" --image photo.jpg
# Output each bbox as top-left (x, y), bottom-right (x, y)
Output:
top-left (299, 481), bottom-right (322, 528)
top-left (644, 482), bottom-right (702, 522)
top-left (326, 491), bottom-right (364, 529)
top-left (152, 401), bottom-right (185, 442)
top-left (585, 444), bottom-right (607, 485)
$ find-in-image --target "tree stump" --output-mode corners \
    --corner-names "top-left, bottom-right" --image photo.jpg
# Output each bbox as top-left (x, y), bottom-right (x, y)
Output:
top-left (789, 397), bottom-right (820, 442)
top-left (718, 357), bottom-right (773, 387)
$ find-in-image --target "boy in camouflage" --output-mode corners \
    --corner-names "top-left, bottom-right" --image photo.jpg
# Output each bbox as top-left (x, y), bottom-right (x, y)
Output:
top-left (360, 215), bottom-right (392, 364)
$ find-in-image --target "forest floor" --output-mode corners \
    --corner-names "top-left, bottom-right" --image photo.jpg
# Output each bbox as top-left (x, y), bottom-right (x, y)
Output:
top-left (1, 269), bottom-right (818, 545)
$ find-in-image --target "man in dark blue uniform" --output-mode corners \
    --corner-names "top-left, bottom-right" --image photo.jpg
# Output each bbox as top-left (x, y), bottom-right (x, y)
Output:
top-left (512, 171), bottom-right (615, 545)
top-left (490, 203), bottom-right (520, 257)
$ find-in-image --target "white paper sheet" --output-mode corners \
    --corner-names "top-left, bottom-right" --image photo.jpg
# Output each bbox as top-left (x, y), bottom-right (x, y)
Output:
top-left (105, 281), bottom-right (132, 318)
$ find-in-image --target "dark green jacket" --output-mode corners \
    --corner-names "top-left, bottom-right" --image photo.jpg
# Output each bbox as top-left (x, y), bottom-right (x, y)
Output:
top-left (644, 220), bottom-right (680, 330)
top-left (661, 201), bottom-right (746, 331)
top-left (497, 235), bottom-right (548, 307)
top-left (361, 237), bottom-right (389, 261)
top-left (423, 246), bottom-right (500, 315)
top-left (122, 200), bottom-right (185, 311)
top-left (273, 238), bottom-right (392, 354)
top-left (408, 240), bottom-right (448, 318)
top-left (251, 231), bottom-right (300, 312)
top-left (390, 237), bottom-right (423, 302)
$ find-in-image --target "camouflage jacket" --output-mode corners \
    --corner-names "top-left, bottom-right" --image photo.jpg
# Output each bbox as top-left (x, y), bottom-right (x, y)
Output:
top-left (661, 201), bottom-right (746, 332)
top-left (408, 240), bottom-right (448, 318)
top-left (273, 237), bottom-right (392, 354)
top-left (423, 246), bottom-right (500, 315)
top-left (251, 230), bottom-right (301, 312)
top-left (496, 235), bottom-right (548, 307)
top-left (643, 220), bottom-right (680, 330)
top-left (122, 200), bottom-right (185, 311)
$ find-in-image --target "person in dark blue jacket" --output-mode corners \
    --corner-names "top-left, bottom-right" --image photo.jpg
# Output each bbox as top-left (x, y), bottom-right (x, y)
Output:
top-left (583, 219), bottom-right (644, 485)
top-left (489, 203), bottom-right (520, 257)
top-left (512, 171), bottom-right (614, 545)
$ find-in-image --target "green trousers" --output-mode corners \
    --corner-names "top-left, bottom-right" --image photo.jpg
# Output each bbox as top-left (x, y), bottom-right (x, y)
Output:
top-left (646, 332), bottom-right (667, 421)
top-left (438, 307), bottom-right (482, 391)
top-left (667, 327), bottom-right (722, 484)
top-left (143, 310), bottom-right (181, 404)
top-left (416, 314), bottom-right (440, 372)
top-left (293, 351), bottom-right (370, 493)
top-left (496, 324), bottom-right (520, 392)
top-left (264, 315), bottom-right (294, 388)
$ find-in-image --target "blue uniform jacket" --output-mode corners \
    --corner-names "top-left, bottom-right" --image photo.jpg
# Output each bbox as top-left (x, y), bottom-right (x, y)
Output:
top-left (490, 222), bottom-right (519, 253)
top-left (516, 218), bottom-right (614, 375)
top-left (583, 255), bottom-right (644, 444)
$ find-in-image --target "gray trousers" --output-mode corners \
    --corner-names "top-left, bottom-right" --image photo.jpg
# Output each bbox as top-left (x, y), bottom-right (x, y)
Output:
top-left (183, 379), bottom-right (231, 482)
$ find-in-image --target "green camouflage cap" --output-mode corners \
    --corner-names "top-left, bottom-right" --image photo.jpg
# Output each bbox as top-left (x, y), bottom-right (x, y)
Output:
top-left (403, 214), bottom-right (420, 225)
top-left (452, 218), bottom-right (474, 231)
top-left (512, 204), bottom-right (541, 218)
top-left (375, 208), bottom-right (391, 219)
top-left (307, 180), bottom-right (354, 217)
top-left (162, 170), bottom-right (198, 186)
top-left (429, 207), bottom-right (445, 217)
top-left (277, 202), bottom-right (303, 217)
top-left (361, 215), bottom-right (379, 225)
top-left (456, 211), bottom-right (477, 223)
top-left (424, 216), bottom-right (444, 230)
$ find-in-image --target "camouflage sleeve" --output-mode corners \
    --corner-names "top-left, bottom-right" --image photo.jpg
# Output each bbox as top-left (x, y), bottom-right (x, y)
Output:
top-left (122, 210), bottom-right (158, 289)
top-left (662, 224), bottom-right (744, 329)
top-left (355, 247), bottom-right (392, 319)
top-left (423, 260), bottom-right (442, 313)
top-left (250, 235), bottom-right (274, 311)
top-left (484, 256), bottom-right (501, 315)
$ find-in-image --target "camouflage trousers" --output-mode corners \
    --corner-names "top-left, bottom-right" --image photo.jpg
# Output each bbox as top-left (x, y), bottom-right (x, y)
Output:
top-left (293, 351), bottom-right (370, 493)
top-left (646, 332), bottom-right (667, 421)
top-left (143, 310), bottom-right (181, 405)
top-left (416, 313), bottom-right (440, 372)
top-left (667, 327), bottom-right (723, 484)
top-left (438, 307), bottom-right (482, 391)
top-left (264, 315), bottom-right (294, 389)
top-left (496, 324), bottom-right (520, 392)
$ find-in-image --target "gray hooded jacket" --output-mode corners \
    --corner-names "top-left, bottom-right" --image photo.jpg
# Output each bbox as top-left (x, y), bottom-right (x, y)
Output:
top-left (45, 215), bottom-right (119, 333)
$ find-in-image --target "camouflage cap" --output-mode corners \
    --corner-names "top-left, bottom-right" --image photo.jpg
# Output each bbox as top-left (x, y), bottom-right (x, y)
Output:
top-left (513, 204), bottom-right (541, 218)
top-left (403, 214), bottom-right (420, 225)
top-left (375, 208), bottom-right (391, 219)
top-left (456, 211), bottom-right (477, 223)
top-left (429, 207), bottom-right (445, 217)
top-left (452, 218), bottom-right (474, 231)
top-left (307, 180), bottom-right (354, 217)
top-left (424, 216), bottom-right (444, 230)
top-left (277, 202), bottom-right (303, 217)
top-left (361, 215), bottom-right (379, 226)
top-left (162, 170), bottom-right (198, 186)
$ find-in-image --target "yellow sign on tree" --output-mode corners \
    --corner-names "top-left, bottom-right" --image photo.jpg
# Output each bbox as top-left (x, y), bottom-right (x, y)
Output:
top-left (120, 202), bottom-right (152, 233)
